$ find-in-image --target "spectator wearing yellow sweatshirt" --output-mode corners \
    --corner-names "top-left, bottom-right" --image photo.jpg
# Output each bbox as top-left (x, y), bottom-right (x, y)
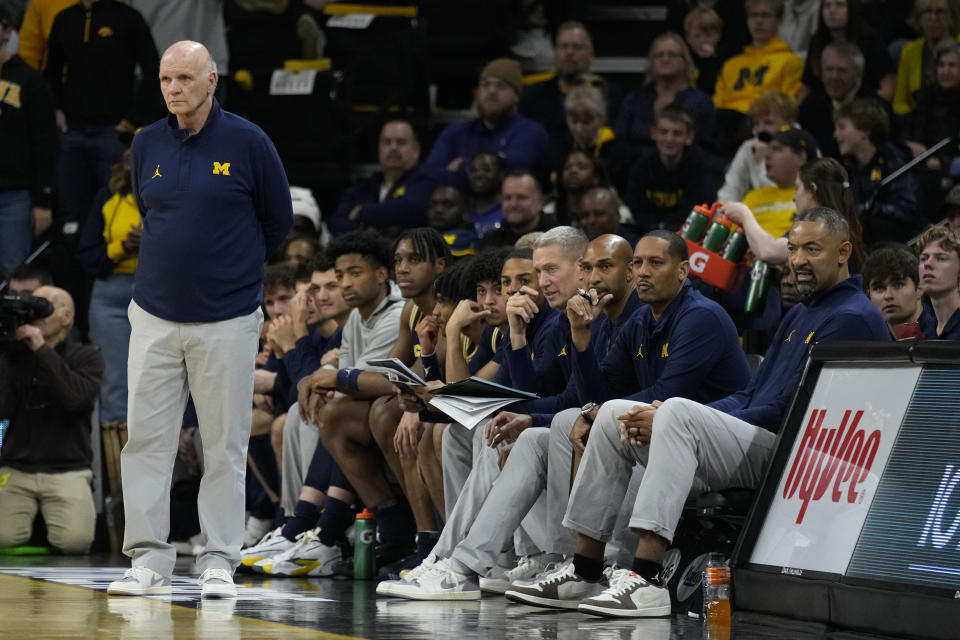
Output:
top-left (714, 0), bottom-right (804, 114)
top-left (16, 0), bottom-right (73, 69)
top-left (76, 146), bottom-right (140, 426)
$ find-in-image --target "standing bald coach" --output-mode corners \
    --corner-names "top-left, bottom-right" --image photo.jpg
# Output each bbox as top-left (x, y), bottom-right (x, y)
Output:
top-left (108, 41), bottom-right (292, 598)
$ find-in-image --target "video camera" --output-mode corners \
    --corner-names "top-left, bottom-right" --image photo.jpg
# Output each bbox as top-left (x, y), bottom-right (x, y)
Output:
top-left (0, 295), bottom-right (54, 347)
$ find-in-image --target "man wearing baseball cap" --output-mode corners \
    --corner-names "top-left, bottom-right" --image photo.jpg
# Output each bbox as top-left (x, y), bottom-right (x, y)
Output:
top-left (741, 124), bottom-right (818, 237)
top-left (424, 57), bottom-right (549, 188)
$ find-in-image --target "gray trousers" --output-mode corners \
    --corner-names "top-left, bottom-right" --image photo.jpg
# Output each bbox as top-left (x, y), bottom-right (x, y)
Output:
top-left (121, 301), bottom-right (262, 577)
top-left (450, 407), bottom-right (645, 575)
top-left (280, 406), bottom-right (319, 516)
top-left (440, 420), bottom-right (483, 517)
top-left (564, 398), bottom-right (776, 545)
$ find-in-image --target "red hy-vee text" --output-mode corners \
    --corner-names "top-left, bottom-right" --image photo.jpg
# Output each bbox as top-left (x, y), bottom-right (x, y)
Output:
top-left (783, 409), bottom-right (881, 524)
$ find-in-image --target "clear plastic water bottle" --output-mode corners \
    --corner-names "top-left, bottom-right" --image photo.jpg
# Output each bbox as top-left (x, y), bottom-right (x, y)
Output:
top-left (703, 552), bottom-right (731, 640)
top-left (0, 419), bottom-right (8, 452)
top-left (353, 508), bottom-right (376, 580)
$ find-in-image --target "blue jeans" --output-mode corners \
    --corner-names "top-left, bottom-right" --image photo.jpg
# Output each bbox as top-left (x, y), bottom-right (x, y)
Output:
top-left (57, 127), bottom-right (126, 221)
top-left (0, 189), bottom-right (32, 278)
top-left (88, 273), bottom-right (135, 422)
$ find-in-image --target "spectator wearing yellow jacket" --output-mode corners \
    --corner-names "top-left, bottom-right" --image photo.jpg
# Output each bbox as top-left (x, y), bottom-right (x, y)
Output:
top-left (16, 0), bottom-right (74, 69)
top-left (714, 0), bottom-right (804, 114)
top-left (891, 0), bottom-right (960, 115)
top-left (77, 147), bottom-right (140, 426)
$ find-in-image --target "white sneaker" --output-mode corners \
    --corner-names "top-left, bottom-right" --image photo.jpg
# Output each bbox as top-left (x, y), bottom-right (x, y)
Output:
top-left (386, 558), bottom-right (480, 601)
top-left (578, 569), bottom-right (672, 617)
top-left (243, 515), bottom-right (274, 548)
top-left (240, 527), bottom-right (294, 569)
top-left (505, 553), bottom-right (564, 587)
top-left (504, 559), bottom-right (604, 610)
top-left (377, 554), bottom-right (437, 597)
top-left (260, 528), bottom-right (341, 577)
top-left (107, 566), bottom-right (172, 596)
top-left (478, 564), bottom-right (510, 594)
top-left (199, 568), bottom-right (237, 598)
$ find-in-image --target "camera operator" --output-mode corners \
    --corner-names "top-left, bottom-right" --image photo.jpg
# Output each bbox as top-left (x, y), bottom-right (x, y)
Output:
top-left (0, 286), bottom-right (103, 553)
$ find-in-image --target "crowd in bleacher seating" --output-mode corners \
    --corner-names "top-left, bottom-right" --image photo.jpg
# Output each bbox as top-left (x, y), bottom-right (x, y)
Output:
top-left (2, 0), bottom-right (960, 618)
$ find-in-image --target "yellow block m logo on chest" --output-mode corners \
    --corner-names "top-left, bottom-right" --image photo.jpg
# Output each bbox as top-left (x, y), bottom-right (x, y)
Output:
top-left (212, 162), bottom-right (231, 175)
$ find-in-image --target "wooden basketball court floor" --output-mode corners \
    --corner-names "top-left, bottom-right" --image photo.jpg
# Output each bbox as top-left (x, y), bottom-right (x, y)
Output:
top-left (0, 554), bottom-right (847, 639)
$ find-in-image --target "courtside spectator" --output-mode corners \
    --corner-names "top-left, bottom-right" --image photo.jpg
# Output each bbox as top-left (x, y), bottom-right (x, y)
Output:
top-left (426, 186), bottom-right (479, 258)
top-left (0, 286), bottom-right (103, 553)
top-left (481, 171), bottom-right (557, 248)
top-left (616, 33), bottom-right (715, 150)
top-left (722, 157), bottom-right (866, 267)
top-left (579, 187), bottom-right (641, 246)
top-left (0, 1), bottom-right (56, 278)
top-left (834, 99), bottom-right (925, 243)
top-left (916, 226), bottom-right (960, 339)
top-left (44, 0), bottom-right (160, 222)
top-left (743, 126), bottom-right (817, 238)
top-left (625, 108), bottom-right (723, 234)
top-left (714, 0), bottom-right (803, 114)
top-left (15, 0), bottom-right (73, 69)
top-left (902, 39), bottom-right (960, 180)
top-left (798, 42), bottom-right (875, 159)
top-left (561, 84), bottom-right (633, 192)
top-left (520, 21), bottom-right (624, 169)
top-left (76, 146), bottom-right (139, 429)
top-left (684, 7), bottom-right (725, 94)
top-left (803, 0), bottom-right (896, 99)
top-left (466, 152), bottom-right (506, 238)
top-left (546, 150), bottom-right (611, 226)
top-left (892, 0), bottom-right (960, 115)
top-left (717, 90), bottom-right (798, 202)
top-left (425, 58), bottom-right (549, 186)
top-left (327, 121), bottom-right (439, 235)
top-left (862, 245), bottom-right (923, 337)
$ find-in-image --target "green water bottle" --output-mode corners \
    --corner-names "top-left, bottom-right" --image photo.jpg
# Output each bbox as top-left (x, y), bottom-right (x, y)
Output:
top-left (680, 204), bottom-right (714, 241)
top-left (353, 508), bottom-right (376, 579)
top-left (721, 228), bottom-right (748, 262)
top-left (744, 260), bottom-right (772, 313)
top-left (701, 215), bottom-right (732, 252)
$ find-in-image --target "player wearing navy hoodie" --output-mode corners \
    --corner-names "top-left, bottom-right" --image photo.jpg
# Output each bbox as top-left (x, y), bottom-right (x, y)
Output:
top-left (510, 207), bottom-right (891, 616)
top-left (108, 41), bottom-right (292, 600)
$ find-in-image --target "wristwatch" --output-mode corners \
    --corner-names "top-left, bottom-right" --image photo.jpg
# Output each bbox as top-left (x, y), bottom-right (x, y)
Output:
top-left (579, 402), bottom-right (599, 424)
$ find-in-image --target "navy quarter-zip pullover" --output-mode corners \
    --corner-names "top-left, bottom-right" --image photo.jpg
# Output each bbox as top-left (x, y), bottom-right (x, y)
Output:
top-left (130, 100), bottom-right (293, 322)
top-left (572, 281), bottom-right (749, 407)
top-left (710, 275), bottom-right (891, 432)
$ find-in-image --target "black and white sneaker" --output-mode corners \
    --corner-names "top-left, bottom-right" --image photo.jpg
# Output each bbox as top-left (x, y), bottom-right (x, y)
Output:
top-left (578, 569), bottom-right (671, 617)
top-left (504, 560), bottom-right (605, 610)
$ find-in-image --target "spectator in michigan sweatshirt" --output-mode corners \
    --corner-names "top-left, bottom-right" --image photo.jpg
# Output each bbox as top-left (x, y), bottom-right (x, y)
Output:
top-left (624, 107), bottom-right (723, 234)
